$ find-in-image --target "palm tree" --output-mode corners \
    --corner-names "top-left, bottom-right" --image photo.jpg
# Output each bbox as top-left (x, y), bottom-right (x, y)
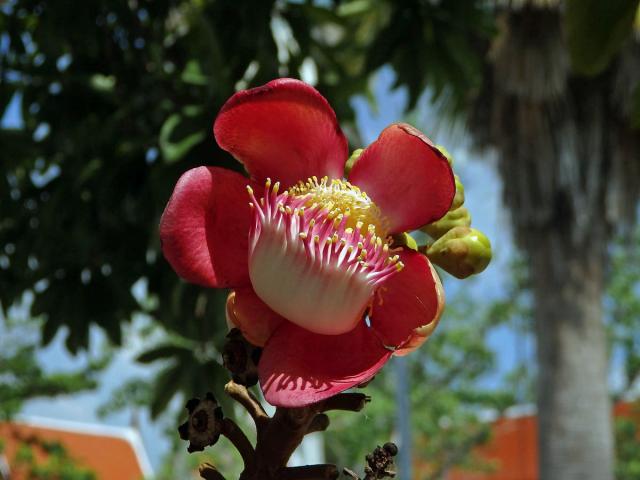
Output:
top-left (468, 3), bottom-right (640, 478)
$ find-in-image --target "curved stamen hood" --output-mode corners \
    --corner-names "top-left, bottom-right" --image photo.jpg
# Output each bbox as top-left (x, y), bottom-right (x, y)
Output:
top-left (247, 177), bottom-right (403, 335)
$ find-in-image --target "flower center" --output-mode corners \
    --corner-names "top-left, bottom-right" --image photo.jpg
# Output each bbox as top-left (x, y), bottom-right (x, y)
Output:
top-left (288, 176), bottom-right (389, 237)
top-left (246, 177), bottom-right (403, 336)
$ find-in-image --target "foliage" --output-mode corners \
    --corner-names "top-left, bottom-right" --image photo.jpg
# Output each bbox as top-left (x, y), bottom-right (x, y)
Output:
top-left (0, 0), bottom-right (494, 353)
top-left (0, 312), bottom-right (106, 419)
top-left (608, 228), bottom-right (640, 394)
top-left (607, 230), bottom-right (640, 480)
top-left (0, 0), bottom-right (329, 353)
top-left (362, 0), bottom-right (494, 110)
top-left (614, 403), bottom-right (640, 480)
top-left (566, 0), bottom-right (640, 76)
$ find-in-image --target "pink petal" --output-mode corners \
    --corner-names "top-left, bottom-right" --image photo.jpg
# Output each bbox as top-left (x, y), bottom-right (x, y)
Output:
top-left (348, 123), bottom-right (455, 234)
top-left (226, 287), bottom-right (285, 347)
top-left (214, 78), bottom-right (348, 188)
top-left (160, 167), bottom-right (253, 288)
top-left (369, 249), bottom-right (445, 355)
top-left (259, 321), bottom-right (392, 407)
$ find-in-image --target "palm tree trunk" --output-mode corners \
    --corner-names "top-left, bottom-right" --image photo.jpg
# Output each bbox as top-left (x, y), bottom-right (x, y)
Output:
top-left (529, 228), bottom-right (613, 480)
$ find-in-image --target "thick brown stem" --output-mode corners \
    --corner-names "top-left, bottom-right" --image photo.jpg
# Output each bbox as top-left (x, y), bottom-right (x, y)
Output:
top-left (306, 414), bottom-right (330, 434)
top-left (252, 407), bottom-right (317, 471)
top-left (208, 369), bottom-right (380, 478)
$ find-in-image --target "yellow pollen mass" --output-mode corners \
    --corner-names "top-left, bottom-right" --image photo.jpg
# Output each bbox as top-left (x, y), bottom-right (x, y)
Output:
top-left (289, 177), bottom-right (388, 236)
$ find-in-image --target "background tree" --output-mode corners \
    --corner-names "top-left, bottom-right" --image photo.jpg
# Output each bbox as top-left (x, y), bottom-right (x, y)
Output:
top-left (0, 312), bottom-right (106, 419)
top-left (467, 3), bottom-right (640, 478)
top-left (358, 1), bottom-right (640, 478)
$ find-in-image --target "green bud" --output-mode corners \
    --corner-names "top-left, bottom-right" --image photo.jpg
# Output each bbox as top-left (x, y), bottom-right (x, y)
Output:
top-left (421, 206), bottom-right (471, 240)
top-left (426, 226), bottom-right (492, 279)
top-left (345, 148), bottom-right (363, 176)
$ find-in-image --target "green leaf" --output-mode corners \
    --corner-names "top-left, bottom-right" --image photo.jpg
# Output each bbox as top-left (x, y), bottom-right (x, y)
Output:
top-left (566, 0), bottom-right (640, 76)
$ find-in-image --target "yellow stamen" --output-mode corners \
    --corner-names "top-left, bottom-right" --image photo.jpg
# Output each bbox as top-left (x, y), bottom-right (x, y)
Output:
top-left (289, 178), bottom-right (388, 236)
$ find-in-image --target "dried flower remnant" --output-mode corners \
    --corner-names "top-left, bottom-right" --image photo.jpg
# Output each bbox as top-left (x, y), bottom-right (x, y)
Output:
top-left (343, 442), bottom-right (399, 479)
top-left (178, 393), bottom-right (223, 453)
top-left (222, 328), bottom-right (261, 387)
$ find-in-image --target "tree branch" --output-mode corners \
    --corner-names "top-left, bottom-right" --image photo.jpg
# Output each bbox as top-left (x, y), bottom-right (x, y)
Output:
top-left (221, 418), bottom-right (255, 472)
top-left (306, 414), bottom-right (330, 434)
top-left (224, 381), bottom-right (269, 430)
top-left (319, 393), bottom-right (370, 413)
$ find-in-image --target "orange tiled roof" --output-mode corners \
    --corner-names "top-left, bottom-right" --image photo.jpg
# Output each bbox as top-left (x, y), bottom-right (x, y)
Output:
top-left (0, 417), bottom-right (152, 480)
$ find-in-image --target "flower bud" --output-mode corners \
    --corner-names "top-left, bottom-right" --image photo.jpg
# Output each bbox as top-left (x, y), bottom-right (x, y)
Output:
top-left (421, 206), bottom-right (471, 240)
top-left (426, 226), bottom-right (492, 279)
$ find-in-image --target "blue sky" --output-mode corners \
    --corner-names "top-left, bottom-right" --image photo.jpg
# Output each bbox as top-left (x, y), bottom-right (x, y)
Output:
top-left (2, 66), bottom-right (531, 470)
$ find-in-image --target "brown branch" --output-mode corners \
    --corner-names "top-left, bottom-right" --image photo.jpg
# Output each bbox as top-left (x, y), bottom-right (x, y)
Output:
top-left (279, 464), bottom-right (340, 480)
top-left (220, 418), bottom-right (255, 472)
top-left (224, 380), bottom-right (269, 430)
top-left (318, 393), bottom-right (370, 413)
top-left (190, 333), bottom-right (394, 479)
top-left (306, 413), bottom-right (330, 434)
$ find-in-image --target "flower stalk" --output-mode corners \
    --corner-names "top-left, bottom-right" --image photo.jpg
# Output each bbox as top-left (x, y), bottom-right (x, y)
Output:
top-left (180, 331), bottom-right (392, 480)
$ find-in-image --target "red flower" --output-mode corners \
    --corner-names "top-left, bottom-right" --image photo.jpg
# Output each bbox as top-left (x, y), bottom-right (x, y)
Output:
top-left (160, 79), bottom-right (455, 407)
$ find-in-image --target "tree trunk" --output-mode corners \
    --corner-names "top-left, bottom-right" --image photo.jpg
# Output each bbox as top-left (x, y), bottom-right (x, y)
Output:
top-left (529, 228), bottom-right (614, 480)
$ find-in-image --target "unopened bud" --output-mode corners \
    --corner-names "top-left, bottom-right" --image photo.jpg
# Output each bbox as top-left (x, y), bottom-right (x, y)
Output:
top-left (421, 206), bottom-right (471, 240)
top-left (426, 226), bottom-right (492, 279)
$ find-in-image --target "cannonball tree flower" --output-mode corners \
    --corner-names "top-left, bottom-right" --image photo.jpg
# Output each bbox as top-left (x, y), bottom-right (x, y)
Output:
top-left (160, 78), bottom-right (455, 408)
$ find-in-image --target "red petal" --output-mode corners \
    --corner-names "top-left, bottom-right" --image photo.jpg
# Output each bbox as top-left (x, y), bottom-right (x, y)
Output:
top-left (369, 249), bottom-right (445, 355)
top-left (348, 123), bottom-right (455, 234)
top-left (259, 322), bottom-right (392, 407)
top-left (160, 167), bottom-right (253, 288)
top-left (214, 78), bottom-right (348, 188)
top-left (226, 287), bottom-right (285, 347)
